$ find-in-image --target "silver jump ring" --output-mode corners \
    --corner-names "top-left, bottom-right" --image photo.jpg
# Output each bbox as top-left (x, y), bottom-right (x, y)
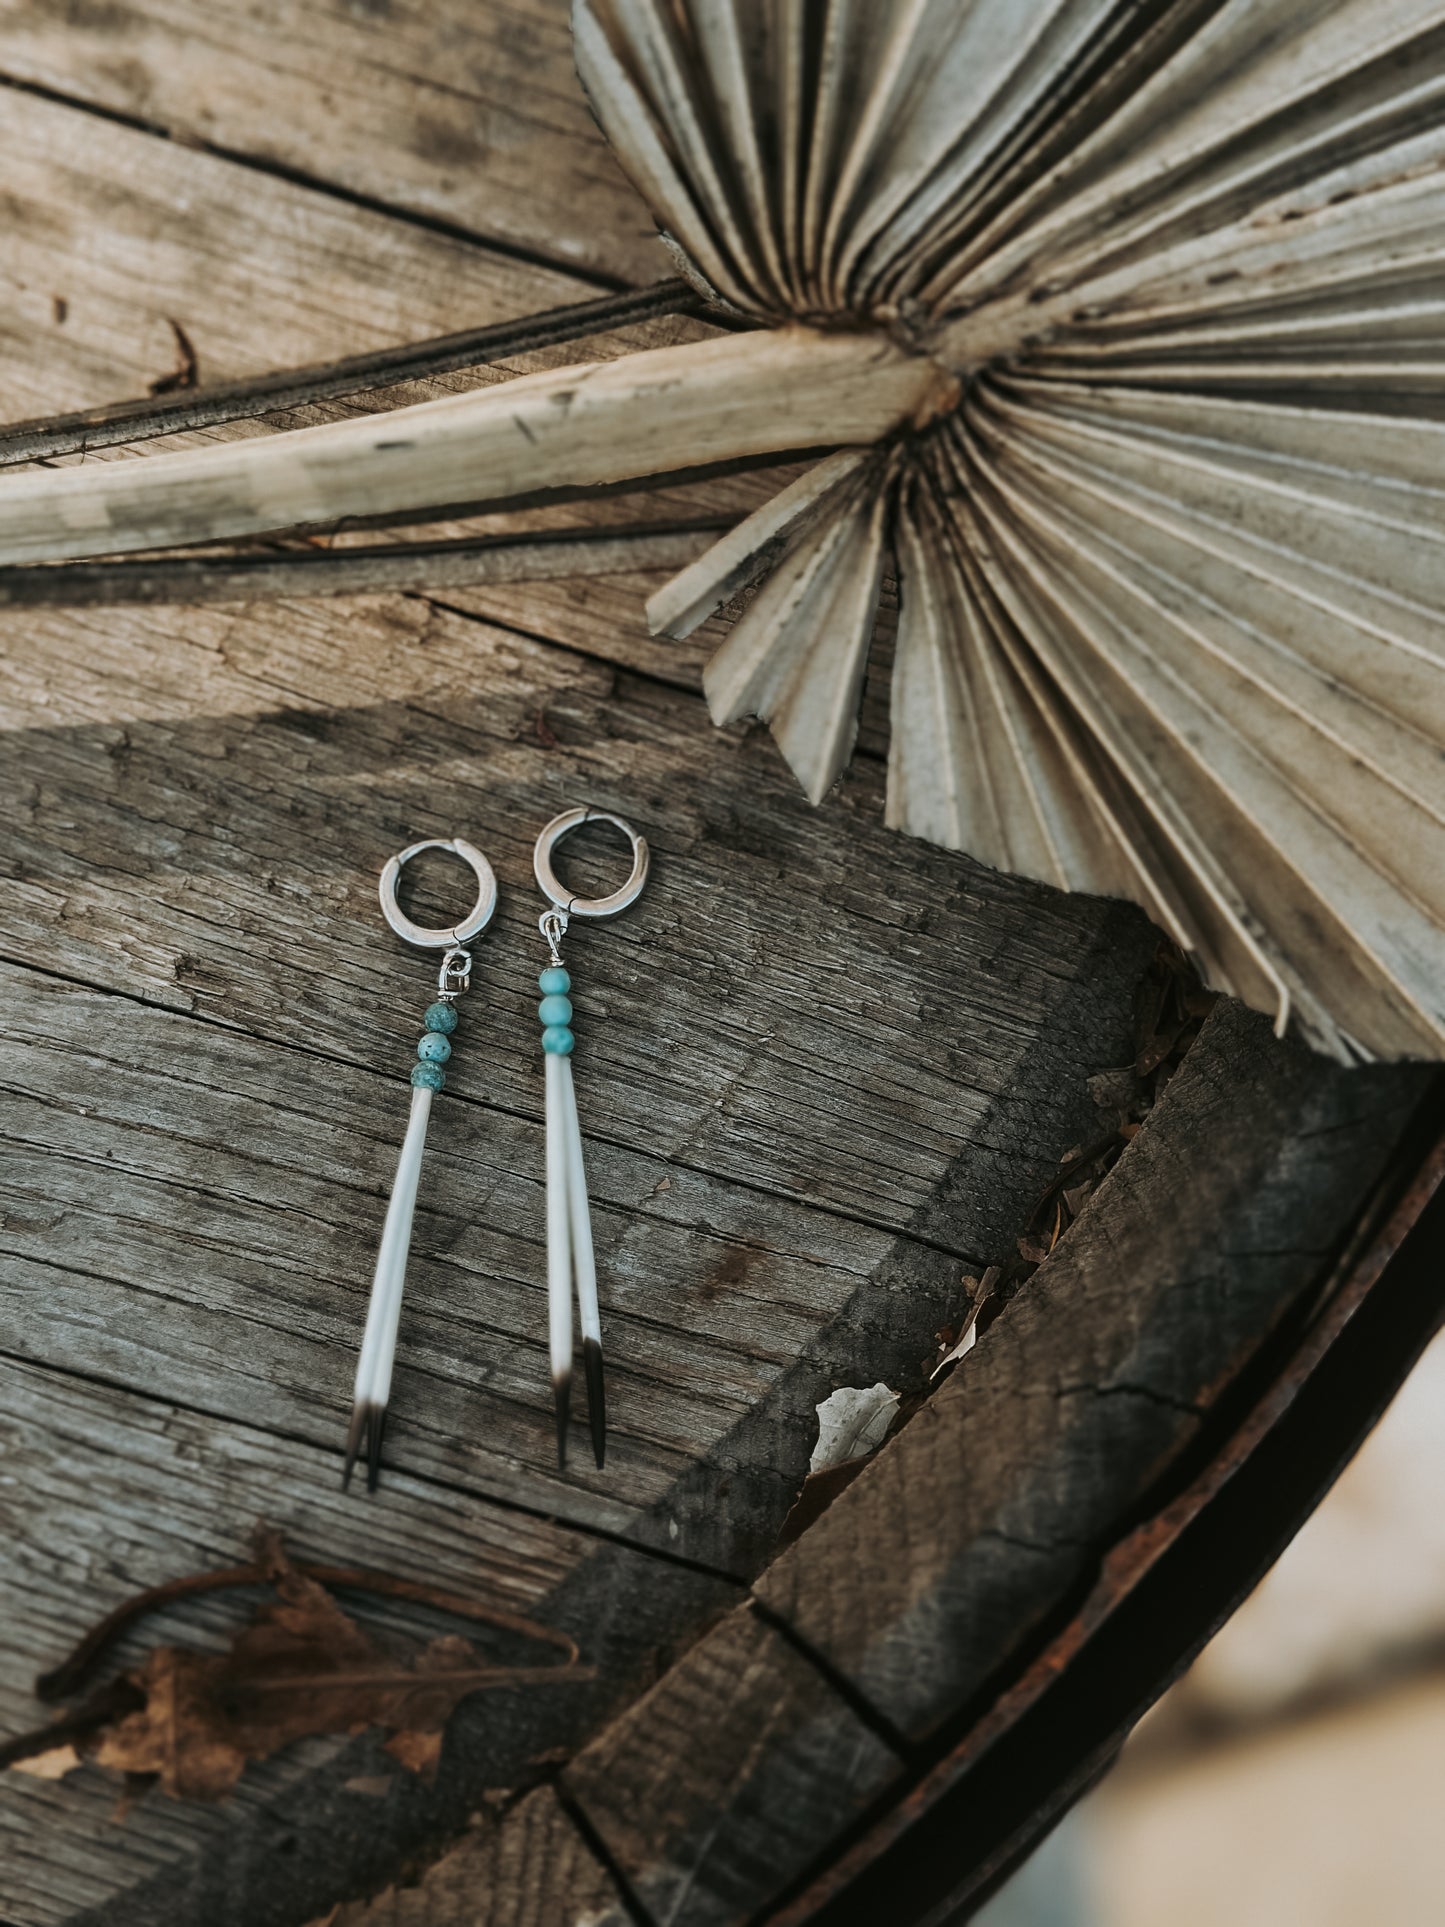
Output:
top-left (379, 837), bottom-right (498, 949)
top-left (533, 806), bottom-right (649, 919)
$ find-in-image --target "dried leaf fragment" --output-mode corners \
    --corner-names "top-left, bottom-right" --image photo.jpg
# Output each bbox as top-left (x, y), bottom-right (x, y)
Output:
top-left (3, 1531), bottom-right (593, 1803)
top-left (809, 1382), bottom-right (900, 1475)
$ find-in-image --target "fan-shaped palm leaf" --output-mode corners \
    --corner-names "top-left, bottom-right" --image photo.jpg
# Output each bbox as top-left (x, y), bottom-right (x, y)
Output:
top-left (2, 0), bottom-right (1441, 1060)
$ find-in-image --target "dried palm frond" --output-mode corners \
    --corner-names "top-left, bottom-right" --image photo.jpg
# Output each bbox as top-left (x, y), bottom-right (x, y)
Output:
top-left (3, 0), bottom-right (1443, 1061)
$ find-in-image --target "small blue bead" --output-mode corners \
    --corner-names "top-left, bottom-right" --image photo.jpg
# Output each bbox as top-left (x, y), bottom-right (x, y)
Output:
top-left (541, 1025), bottom-right (575, 1055)
top-left (538, 966), bottom-right (571, 996)
top-left (411, 1061), bottom-right (446, 1091)
top-left (423, 1001), bottom-right (458, 1034)
top-left (417, 1032), bottom-right (452, 1064)
top-left (538, 993), bottom-right (573, 1027)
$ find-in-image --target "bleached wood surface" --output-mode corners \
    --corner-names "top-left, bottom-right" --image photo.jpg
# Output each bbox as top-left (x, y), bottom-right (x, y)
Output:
top-left (0, 0), bottom-right (657, 285)
top-left (0, 10), bottom-right (1428, 1927)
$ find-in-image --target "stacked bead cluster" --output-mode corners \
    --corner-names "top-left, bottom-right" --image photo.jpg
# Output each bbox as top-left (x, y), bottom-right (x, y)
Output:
top-left (538, 965), bottom-right (575, 1055)
top-left (410, 1000), bottom-right (458, 1091)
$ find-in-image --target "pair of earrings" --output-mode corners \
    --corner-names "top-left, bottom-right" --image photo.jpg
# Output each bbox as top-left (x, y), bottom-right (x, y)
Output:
top-left (344, 805), bottom-right (649, 1493)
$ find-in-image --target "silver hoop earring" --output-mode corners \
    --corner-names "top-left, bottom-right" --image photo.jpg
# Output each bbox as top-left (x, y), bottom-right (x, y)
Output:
top-left (532, 806), bottom-right (650, 1471)
top-left (345, 836), bottom-right (498, 1492)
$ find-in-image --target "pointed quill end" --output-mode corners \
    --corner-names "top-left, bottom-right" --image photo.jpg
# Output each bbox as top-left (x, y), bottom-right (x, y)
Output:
top-left (343, 1402), bottom-right (387, 1494)
top-left (582, 1336), bottom-right (606, 1469)
top-left (553, 1369), bottom-right (572, 1472)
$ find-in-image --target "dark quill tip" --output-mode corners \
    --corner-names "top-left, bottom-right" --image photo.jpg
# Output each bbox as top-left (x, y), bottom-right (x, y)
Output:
top-left (553, 1369), bottom-right (572, 1472)
top-left (343, 1402), bottom-right (386, 1494)
top-left (582, 1336), bottom-right (606, 1469)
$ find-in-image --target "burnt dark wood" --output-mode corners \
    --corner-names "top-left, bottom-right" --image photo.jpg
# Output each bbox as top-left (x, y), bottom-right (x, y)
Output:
top-left (313, 1786), bottom-right (626, 1927)
top-left (755, 1001), bottom-right (1430, 1742)
top-left (779, 1096), bottom-right (1445, 1927)
top-left (563, 1603), bottom-right (902, 1927)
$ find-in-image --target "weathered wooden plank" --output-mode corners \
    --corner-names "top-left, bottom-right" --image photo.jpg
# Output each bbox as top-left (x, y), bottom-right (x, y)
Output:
top-left (0, 0), bottom-right (660, 285)
top-left (0, 84), bottom-right (591, 420)
top-left (753, 1000), bottom-right (1430, 1741)
top-left (0, 79), bottom-right (716, 451)
top-left (315, 1785), bottom-right (624, 1927)
top-left (0, 959), bottom-right (968, 1549)
top-left (562, 1602), bottom-right (901, 1927)
top-left (0, 594), bottom-right (1155, 1251)
top-left (0, 1362), bottom-right (734, 1927)
top-left (0, 580), bottom-right (1157, 1594)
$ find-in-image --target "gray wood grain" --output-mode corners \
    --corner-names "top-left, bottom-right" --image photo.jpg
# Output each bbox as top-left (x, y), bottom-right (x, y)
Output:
top-left (0, 500), bottom-right (1154, 1927)
top-left (0, 593), bottom-right (1153, 1242)
top-left (754, 1000), bottom-right (1429, 1741)
top-left (0, 583), bottom-right (1157, 1523)
top-left (0, 958), bottom-right (964, 1547)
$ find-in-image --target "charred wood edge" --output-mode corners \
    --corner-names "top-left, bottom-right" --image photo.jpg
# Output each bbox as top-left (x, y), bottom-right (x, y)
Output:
top-left (776, 1122), bottom-right (1157, 1554)
top-left (550, 1778), bottom-right (658, 1927)
top-left (0, 279), bottom-right (721, 468)
top-left (769, 1077), bottom-right (1445, 1927)
top-left (0, 521), bottom-right (731, 609)
top-left (0, 1553), bottom-right (590, 1771)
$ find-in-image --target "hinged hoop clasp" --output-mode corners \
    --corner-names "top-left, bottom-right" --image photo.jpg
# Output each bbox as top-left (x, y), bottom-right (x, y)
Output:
top-left (533, 807), bottom-right (649, 920)
top-left (379, 836), bottom-right (498, 949)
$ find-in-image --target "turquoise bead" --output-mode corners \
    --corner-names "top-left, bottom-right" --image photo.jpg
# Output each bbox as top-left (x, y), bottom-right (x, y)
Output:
top-left (417, 1032), bottom-right (452, 1064)
top-left (423, 1001), bottom-right (458, 1034)
top-left (538, 992), bottom-right (573, 1027)
top-left (538, 966), bottom-right (571, 996)
top-left (411, 1061), bottom-right (446, 1091)
top-left (541, 1025), bottom-right (575, 1055)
